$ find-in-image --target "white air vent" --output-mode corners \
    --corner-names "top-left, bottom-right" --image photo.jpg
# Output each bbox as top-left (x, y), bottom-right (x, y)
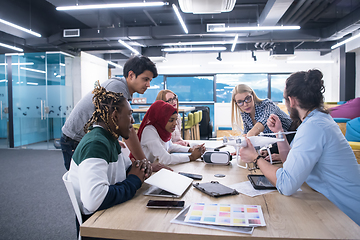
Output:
top-left (207, 23), bottom-right (225, 32)
top-left (269, 54), bottom-right (296, 61)
top-left (63, 29), bottom-right (80, 38)
top-left (179, 0), bottom-right (236, 14)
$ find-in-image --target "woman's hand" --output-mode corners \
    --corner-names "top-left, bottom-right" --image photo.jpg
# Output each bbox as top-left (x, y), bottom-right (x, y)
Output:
top-left (267, 114), bottom-right (284, 133)
top-left (174, 140), bottom-right (190, 146)
top-left (239, 137), bottom-right (259, 163)
top-left (188, 143), bottom-right (205, 161)
top-left (152, 163), bottom-right (173, 172)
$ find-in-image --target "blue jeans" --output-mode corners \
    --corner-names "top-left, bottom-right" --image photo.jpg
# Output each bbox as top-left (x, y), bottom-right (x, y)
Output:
top-left (60, 133), bottom-right (79, 170)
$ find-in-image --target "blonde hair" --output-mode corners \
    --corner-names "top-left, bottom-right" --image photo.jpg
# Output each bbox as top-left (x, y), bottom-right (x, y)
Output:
top-left (231, 84), bottom-right (262, 131)
top-left (156, 89), bottom-right (179, 113)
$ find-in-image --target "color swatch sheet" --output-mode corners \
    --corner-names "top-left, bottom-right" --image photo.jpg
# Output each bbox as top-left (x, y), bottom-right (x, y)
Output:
top-left (184, 203), bottom-right (266, 227)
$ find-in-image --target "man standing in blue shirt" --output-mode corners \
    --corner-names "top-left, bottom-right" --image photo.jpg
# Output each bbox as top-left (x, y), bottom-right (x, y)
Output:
top-left (240, 69), bottom-right (360, 226)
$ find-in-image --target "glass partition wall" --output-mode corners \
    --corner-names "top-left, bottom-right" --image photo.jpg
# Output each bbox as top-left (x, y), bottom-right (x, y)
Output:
top-left (0, 52), bottom-right (73, 149)
top-left (0, 55), bottom-right (8, 148)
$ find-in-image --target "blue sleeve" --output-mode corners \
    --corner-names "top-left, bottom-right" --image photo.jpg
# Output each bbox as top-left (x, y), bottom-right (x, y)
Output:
top-left (275, 121), bottom-right (324, 195)
top-left (97, 174), bottom-right (142, 211)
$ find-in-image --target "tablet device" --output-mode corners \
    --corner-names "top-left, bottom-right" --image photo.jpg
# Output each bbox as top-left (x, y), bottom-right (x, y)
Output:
top-left (178, 172), bottom-right (203, 180)
top-left (247, 174), bottom-right (277, 190)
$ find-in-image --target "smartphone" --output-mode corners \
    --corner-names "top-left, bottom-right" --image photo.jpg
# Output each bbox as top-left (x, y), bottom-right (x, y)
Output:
top-left (146, 200), bottom-right (185, 209)
top-left (178, 172), bottom-right (203, 180)
top-left (248, 174), bottom-right (277, 190)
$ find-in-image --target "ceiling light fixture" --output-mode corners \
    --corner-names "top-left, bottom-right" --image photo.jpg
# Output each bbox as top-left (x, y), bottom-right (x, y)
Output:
top-left (20, 67), bottom-right (46, 74)
top-left (216, 52), bottom-right (222, 61)
top-left (46, 51), bottom-right (75, 57)
top-left (0, 62), bottom-right (34, 66)
top-left (107, 61), bottom-right (123, 69)
top-left (163, 41), bottom-right (230, 46)
top-left (162, 46), bottom-right (226, 52)
top-left (251, 50), bottom-right (257, 61)
top-left (172, 4), bottom-right (188, 34)
top-left (0, 42), bottom-right (24, 52)
top-left (27, 82), bottom-right (39, 85)
top-left (56, 2), bottom-right (169, 11)
top-left (287, 60), bottom-right (334, 64)
top-left (231, 34), bottom-right (238, 52)
top-left (213, 25), bottom-right (300, 32)
top-left (118, 40), bottom-right (140, 55)
top-left (331, 32), bottom-right (360, 49)
top-left (0, 18), bottom-right (41, 37)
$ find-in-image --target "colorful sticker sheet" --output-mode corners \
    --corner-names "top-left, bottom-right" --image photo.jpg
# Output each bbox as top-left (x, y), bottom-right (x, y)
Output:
top-left (184, 203), bottom-right (266, 227)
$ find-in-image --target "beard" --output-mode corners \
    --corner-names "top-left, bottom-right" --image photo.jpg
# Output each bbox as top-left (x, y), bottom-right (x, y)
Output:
top-left (289, 106), bottom-right (301, 123)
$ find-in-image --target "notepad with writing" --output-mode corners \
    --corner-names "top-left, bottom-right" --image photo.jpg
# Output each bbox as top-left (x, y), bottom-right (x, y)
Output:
top-left (144, 169), bottom-right (193, 198)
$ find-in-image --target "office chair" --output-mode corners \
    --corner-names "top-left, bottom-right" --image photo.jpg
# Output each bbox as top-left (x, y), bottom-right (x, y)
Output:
top-left (183, 112), bottom-right (194, 140)
top-left (62, 171), bottom-right (82, 240)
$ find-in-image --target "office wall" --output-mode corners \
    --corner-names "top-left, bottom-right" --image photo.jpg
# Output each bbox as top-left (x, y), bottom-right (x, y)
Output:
top-left (346, 40), bottom-right (360, 98)
top-left (356, 50), bottom-right (360, 98)
top-left (79, 51), bottom-right (108, 103)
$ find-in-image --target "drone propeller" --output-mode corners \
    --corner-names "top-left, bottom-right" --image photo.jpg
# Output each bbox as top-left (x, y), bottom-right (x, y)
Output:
top-left (259, 131), bottom-right (297, 136)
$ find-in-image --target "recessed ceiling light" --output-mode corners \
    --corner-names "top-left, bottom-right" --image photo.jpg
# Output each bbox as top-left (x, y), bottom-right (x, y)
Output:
top-left (0, 18), bottom-right (41, 37)
top-left (162, 47), bottom-right (226, 52)
top-left (57, 2), bottom-right (169, 11)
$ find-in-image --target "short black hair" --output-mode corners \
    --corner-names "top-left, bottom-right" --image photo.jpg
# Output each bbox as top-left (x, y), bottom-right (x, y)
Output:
top-left (123, 55), bottom-right (158, 79)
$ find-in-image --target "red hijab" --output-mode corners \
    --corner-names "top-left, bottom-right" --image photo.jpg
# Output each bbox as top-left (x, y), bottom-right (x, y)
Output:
top-left (137, 100), bottom-right (178, 142)
top-left (129, 100), bottom-right (177, 160)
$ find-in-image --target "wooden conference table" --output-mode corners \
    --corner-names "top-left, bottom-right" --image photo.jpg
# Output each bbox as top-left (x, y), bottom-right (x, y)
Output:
top-left (81, 141), bottom-right (360, 240)
top-left (133, 106), bottom-right (196, 139)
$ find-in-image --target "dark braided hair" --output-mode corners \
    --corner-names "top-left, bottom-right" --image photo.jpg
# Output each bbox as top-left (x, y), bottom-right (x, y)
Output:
top-left (84, 82), bottom-right (127, 139)
top-left (285, 69), bottom-right (329, 114)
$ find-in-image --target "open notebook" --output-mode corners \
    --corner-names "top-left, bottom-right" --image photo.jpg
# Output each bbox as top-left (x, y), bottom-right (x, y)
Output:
top-left (144, 169), bottom-right (193, 198)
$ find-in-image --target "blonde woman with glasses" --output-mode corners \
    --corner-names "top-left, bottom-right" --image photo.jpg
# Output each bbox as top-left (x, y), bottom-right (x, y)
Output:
top-left (156, 90), bottom-right (190, 146)
top-left (231, 84), bottom-right (294, 160)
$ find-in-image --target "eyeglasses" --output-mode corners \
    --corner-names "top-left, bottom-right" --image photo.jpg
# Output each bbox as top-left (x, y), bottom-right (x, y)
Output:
top-left (166, 96), bottom-right (178, 103)
top-left (235, 95), bottom-right (252, 107)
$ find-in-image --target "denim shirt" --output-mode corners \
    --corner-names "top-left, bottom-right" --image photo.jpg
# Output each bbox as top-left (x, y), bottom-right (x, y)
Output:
top-left (276, 109), bottom-right (360, 225)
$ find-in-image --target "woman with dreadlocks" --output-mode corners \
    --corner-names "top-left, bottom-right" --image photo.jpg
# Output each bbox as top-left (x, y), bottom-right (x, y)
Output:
top-left (68, 84), bottom-right (151, 234)
top-left (135, 100), bottom-right (205, 165)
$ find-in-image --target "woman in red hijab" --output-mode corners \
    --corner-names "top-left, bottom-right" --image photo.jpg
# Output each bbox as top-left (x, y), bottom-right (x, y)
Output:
top-left (137, 100), bottom-right (204, 165)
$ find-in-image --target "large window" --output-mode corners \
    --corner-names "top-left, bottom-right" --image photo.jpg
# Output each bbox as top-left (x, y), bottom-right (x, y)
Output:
top-left (270, 74), bottom-right (290, 102)
top-left (216, 73), bottom-right (290, 103)
top-left (216, 74), bottom-right (268, 103)
top-left (132, 75), bottom-right (164, 103)
top-left (166, 76), bottom-right (214, 102)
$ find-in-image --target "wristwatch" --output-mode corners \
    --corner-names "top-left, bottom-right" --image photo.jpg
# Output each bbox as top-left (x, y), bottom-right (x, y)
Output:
top-left (253, 155), bottom-right (262, 164)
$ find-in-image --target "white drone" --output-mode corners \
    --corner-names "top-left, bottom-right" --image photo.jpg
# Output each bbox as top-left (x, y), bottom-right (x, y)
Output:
top-left (218, 131), bottom-right (296, 167)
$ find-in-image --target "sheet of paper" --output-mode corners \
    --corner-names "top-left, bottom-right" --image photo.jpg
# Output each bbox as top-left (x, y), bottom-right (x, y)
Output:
top-left (230, 181), bottom-right (276, 197)
top-left (171, 205), bottom-right (254, 234)
top-left (230, 181), bottom-right (302, 198)
top-left (184, 203), bottom-right (266, 227)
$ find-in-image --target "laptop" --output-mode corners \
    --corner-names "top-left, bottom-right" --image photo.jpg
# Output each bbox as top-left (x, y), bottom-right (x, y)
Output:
top-left (144, 169), bottom-right (193, 198)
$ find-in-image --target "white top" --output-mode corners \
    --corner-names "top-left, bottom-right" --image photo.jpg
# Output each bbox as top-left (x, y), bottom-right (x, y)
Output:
top-left (141, 125), bottom-right (190, 165)
top-left (171, 114), bottom-right (183, 142)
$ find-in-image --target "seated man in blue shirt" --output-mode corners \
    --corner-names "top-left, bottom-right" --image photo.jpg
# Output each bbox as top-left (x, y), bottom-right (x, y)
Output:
top-left (240, 69), bottom-right (360, 226)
